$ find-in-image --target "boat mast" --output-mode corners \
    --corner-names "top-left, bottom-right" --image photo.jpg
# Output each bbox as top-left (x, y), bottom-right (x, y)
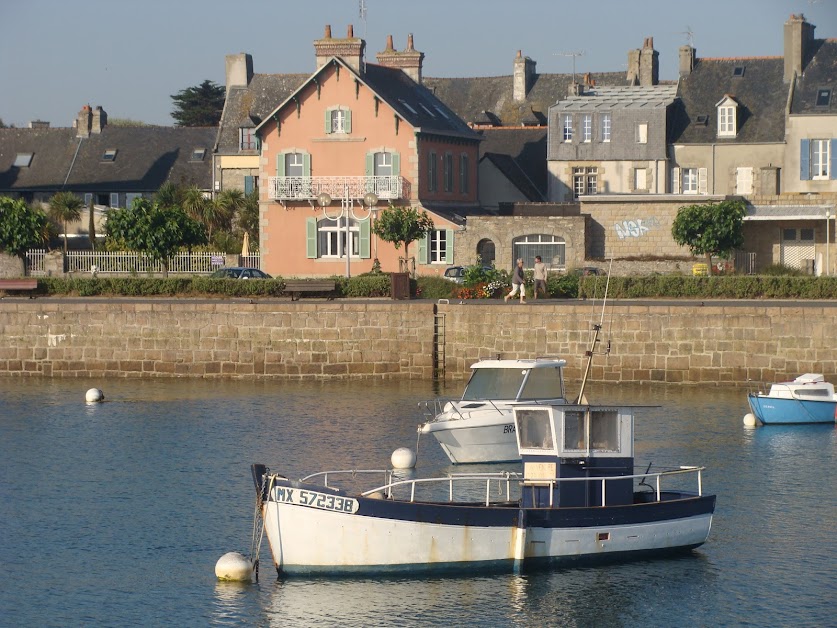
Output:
top-left (575, 260), bottom-right (613, 404)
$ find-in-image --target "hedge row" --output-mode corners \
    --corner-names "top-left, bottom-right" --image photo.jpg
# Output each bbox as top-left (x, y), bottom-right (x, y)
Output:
top-left (577, 275), bottom-right (837, 299)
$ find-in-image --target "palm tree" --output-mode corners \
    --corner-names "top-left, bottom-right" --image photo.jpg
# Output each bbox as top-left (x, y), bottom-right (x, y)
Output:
top-left (180, 185), bottom-right (207, 222)
top-left (155, 182), bottom-right (180, 209)
top-left (48, 191), bottom-right (84, 254)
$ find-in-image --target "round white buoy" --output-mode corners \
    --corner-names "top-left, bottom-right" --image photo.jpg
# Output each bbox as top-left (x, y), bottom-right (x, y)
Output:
top-left (743, 413), bottom-right (757, 427)
top-left (85, 388), bottom-right (104, 403)
top-left (391, 447), bottom-right (416, 469)
top-left (215, 552), bottom-right (254, 582)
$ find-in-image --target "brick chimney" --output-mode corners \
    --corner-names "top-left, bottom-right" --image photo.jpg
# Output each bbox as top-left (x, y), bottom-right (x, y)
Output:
top-left (679, 45), bottom-right (696, 78)
top-left (627, 37), bottom-right (658, 86)
top-left (76, 105), bottom-right (92, 138)
top-left (375, 33), bottom-right (425, 83)
top-left (784, 13), bottom-right (815, 82)
top-left (513, 50), bottom-right (536, 102)
top-left (314, 24), bottom-right (366, 74)
top-left (91, 106), bottom-right (107, 134)
top-left (225, 53), bottom-right (254, 93)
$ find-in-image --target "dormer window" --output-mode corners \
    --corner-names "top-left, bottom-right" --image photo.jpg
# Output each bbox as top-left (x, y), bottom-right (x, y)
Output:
top-left (239, 127), bottom-right (258, 151)
top-left (716, 95), bottom-right (738, 138)
top-left (816, 89), bottom-right (831, 107)
top-left (14, 153), bottom-right (33, 167)
top-left (102, 149), bottom-right (117, 162)
top-left (325, 107), bottom-right (352, 134)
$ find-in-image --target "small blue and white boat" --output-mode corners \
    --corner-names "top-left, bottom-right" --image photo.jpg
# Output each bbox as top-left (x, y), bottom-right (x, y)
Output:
top-left (747, 373), bottom-right (837, 425)
top-left (250, 402), bottom-right (715, 577)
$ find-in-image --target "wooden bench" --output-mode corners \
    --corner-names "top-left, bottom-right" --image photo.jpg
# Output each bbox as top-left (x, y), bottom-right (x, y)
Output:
top-left (283, 280), bottom-right (336, 301)
top-left (0, 278), bottom-right (38, 298)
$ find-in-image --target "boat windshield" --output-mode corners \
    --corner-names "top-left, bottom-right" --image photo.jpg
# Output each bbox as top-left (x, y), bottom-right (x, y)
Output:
top-left (462, 366), bottom-right (564, 401)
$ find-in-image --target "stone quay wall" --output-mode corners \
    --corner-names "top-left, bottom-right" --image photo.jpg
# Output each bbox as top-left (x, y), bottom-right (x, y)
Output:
top-left (1, 299), bottom-right (836, 386)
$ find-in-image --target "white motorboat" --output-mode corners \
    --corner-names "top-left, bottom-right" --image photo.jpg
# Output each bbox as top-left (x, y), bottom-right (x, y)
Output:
top-left (747, 373), bottom-right (837, 424)
top-left (250, 402), bottom-right (715, 576)
top-left (418, 357), bottom-right (568, 463)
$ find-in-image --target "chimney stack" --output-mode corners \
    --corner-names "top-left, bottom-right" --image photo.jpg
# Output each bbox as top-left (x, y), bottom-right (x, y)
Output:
top-left (375, 33), bottom-right (425, 83)
top-left (513, 50), bottom-right (537, 102)
top-left (784, 13), bottom-right (815, 82)
top-left (627, 37), bottom-right (658, 86)
top-left (76, 105), bottom-right (92, 138)
top-left (679, 45), bottom-right (696, 78)
top-left (225, 53), bottom-right (254, 93)
top-left (314, 24), bottom-right (366, 74)
top-left (91, 106), bottom-right (107, 134)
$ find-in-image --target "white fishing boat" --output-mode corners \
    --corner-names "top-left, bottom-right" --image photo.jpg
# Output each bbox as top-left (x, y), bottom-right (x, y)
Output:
top-left (418, 357), bottom-right (568, 463)
top-left (250, 402), bottom-right (715, 577)
top-left (747, 373), bottom-right (837, 424)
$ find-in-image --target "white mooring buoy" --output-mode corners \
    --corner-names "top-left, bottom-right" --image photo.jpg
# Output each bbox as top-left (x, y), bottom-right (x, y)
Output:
top-left (391, 447), bottom-right (417, 469)
top-left (215, 552), bottom-right (255, 582)
top-left (743, 413), bottom-right (757, 427)
top-left (85, 388), bottom-right (104, 403)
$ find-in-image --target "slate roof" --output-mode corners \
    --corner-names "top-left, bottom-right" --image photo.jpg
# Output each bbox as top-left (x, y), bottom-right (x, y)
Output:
top-left (550, 84), bottom-right (679, 111)
top-left (424, 71), bottom-right (630, 126)
top-left (215, 73), bottom-right (308, 154)
top-left (478, 127), bottom-right (548, 199)
top-left (670, 57), bottom-right (787, 144)
top-left (790, 39), bottom-right (837, 115)
top-left (0, 125), bottom-right (215, 193)
top-left (253, 59), bottom-right (481, 142)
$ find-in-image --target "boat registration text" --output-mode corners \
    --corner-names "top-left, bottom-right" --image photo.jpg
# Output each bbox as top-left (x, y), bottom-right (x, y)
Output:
top-left (273, 486), bottom-right (359, 514)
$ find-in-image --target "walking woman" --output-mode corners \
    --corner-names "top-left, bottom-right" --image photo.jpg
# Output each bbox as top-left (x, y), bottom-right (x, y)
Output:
top-left (504, 258), bottom-right (526, 304)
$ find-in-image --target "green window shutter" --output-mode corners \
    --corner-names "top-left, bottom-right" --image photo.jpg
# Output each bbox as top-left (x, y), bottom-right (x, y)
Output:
top-left (366, 153), bottom-right (375, 176)
top-left (418, 234), bottom-right (428, 264)
top-left (306, 217), bottom-right (318, 258)
top-left (303, 153), bottom-right (311, 176)
top-left (359, 219), bottom-right (370, 258)
top-left (277, 153), bottom-right (285, 177)
top-left (325, 109), bottom-right (332, 134)
top-left (800, 140), bottom-right (810, 180)
top-left (392, 152), bottom-right (400, 175)
top-left (445, 229), bottom-right (454, 264)
top-left (345, 110), bottom-right (352, 133)
top-left (244, 176), bottom-right (254, 195)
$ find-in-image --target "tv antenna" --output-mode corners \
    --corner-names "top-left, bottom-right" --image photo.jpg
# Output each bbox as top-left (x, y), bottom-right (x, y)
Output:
top-left (359, 0), bottom-right (368, 38)
top-left (554, 51), bottom-right (585, 84)
top-left (680, 26), bottom-right (695, 47)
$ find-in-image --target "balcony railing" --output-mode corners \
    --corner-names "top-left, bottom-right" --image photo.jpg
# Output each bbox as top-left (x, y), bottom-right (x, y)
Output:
top-left (268, 176), bottom-right (408, 202)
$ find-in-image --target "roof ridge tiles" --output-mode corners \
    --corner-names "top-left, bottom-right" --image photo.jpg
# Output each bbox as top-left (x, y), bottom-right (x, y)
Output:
top-left (699, 55), bottom-right (782, 61)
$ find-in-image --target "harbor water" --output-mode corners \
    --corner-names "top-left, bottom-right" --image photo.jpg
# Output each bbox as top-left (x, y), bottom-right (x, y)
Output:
top-left (1, 377), bottom-right (836, 627)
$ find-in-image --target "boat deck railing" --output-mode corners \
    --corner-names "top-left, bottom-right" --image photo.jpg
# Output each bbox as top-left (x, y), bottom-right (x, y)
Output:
top-left (297, 466), bottom-right (706, 507)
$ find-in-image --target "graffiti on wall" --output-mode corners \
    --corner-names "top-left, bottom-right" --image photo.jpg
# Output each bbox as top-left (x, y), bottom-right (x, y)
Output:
top-left (614, 217), bottom-right (661, 239)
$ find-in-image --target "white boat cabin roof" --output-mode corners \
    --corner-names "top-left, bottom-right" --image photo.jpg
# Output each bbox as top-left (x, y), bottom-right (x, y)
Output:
top-left (470, 358), bottom-right (567, 370)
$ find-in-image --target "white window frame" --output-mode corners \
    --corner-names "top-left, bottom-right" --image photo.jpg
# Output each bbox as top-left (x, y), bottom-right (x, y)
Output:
top-left (718, 106), bottom-right (736, 137)
top-left (562, 115), bottom-right (573, 142)
top-left (286, 153), bottom-right (305, 176)
top-left (318, 217), bottom-right (358, 259)
top-left (812, 139), bottom-right (831, 180)
top-left (634, 168), bottom-right (647, 191)
top-left (109, 193), bottom-right (120, 208)
top-left (582, 114), bottom-right (592, 142)
top-left (601, 113), bottom-right (611, 142)
top-left (239, 127), bottom-right (257, 151)
top-left (636, 123), bottom-right (648, 144)
top-left (374, 152), bottom-right (393, 176)
top-left (572, 167), bottom-right (598, 197)
top-left (682, 168), bottom-right (698, 194)
top-left (429, 229), bottom-right (448, 263)
top-left (331, 109), bottom-right (347, 134)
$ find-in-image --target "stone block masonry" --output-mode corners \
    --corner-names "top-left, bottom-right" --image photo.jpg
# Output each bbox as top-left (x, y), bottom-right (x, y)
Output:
top-left (1, 299), bottom-right (836, 385)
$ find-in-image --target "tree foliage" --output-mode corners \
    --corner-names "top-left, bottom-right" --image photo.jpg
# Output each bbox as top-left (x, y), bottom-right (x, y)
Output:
top-left (371, 204), bottom-right (435, 263)
top-left (0, 196), bottom-right (49, 257)
top-left (48, 191), bottom-right (84, 254)
top-left (105, 198), bottom-right (207, 274)
top-left (170, 79), bottom-right (225, 127)
top-left (671, 200), bottom-right (746, 266)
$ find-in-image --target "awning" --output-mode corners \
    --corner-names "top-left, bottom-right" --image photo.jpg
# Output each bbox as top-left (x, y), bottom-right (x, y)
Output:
top-left (745, 204), bottom-right (836, 221)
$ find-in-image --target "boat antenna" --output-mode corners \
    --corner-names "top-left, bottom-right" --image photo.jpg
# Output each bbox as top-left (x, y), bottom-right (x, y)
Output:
top-left (575, 259), bottom-right (613, 404)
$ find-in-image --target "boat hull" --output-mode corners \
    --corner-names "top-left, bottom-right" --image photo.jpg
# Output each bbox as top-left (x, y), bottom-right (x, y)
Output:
top-left (260, 479), bottom-right (715, 576)
top-left (423, 410), bottom-right (519, 464)
top-left (747, 393), bottom-right (837, 424)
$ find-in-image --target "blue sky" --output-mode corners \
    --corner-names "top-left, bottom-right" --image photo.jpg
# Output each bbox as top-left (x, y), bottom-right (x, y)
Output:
top-left (1, 0), bottom-right (835, 127)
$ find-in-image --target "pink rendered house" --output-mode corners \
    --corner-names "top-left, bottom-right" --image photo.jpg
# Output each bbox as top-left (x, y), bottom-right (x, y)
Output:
top-left (255, 26), bottom-right (482, 278)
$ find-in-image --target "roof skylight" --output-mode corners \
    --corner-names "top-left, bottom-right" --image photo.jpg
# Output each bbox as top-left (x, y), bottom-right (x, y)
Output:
top-left (13, 153), bottom-right (33, 167)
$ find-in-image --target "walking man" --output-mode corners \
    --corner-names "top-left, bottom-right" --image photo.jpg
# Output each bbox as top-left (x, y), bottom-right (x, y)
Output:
top-left (504, 258), bottom-right (526, 304)
top-left (533, 255), bottom-right (547, 300)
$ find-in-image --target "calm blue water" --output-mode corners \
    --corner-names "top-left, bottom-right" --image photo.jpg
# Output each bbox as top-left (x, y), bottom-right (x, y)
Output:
top-left (1, 377), bottom-right (836, 627)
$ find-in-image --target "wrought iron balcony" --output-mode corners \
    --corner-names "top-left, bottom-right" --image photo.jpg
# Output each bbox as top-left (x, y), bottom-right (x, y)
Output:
top-left (268, 176), bottom-right (408, 202)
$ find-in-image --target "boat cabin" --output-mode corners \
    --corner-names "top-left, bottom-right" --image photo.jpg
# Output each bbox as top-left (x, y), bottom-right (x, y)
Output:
top-left (461, 358), bottom-right (567, 402)
top-left (514, 405), bottom-right (635, 508)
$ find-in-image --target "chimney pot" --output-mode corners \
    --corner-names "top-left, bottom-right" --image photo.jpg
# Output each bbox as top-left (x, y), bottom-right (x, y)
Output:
top-left (324, 24), bottom-right (331, 38)
top-left (407, 33), bottom-right (414, 50)
top-left (347, 24), bottom-right (353, 38)
top-left (386, 34), bottom-right (394, 50)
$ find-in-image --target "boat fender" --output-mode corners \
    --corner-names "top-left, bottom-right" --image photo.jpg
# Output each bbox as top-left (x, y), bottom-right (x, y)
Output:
top-left (85, 388), bottom-right (104, 403)
top-left (215, 552), bottom-right (256, 582)
top-left (391, 447), bottom-right (416, 469)
top-left (743, 413), bottom-right (757, 427)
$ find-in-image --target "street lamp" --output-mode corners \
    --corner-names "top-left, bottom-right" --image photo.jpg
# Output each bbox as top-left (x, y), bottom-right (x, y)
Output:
top-left (316, 188), bottom-right (378, 278)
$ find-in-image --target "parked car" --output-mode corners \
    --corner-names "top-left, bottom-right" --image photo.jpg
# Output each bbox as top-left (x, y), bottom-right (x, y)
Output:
top-left (443, 265), bottom-right (493, 284)
top-left (571, 266), bottom-right (605, 277)
top-left (210, 267), bottom-right (272, 279)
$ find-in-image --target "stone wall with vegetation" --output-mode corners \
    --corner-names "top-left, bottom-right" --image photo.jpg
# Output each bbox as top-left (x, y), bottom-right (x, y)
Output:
top-left (1, 299), bottom-right (835, 385)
